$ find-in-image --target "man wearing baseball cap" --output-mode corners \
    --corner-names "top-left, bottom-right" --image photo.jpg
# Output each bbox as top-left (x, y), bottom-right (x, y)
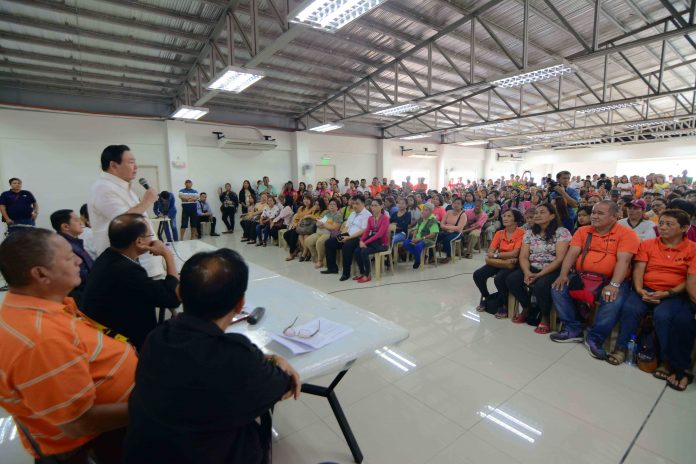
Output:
top-left (619, 199), bottom-right (656, 242)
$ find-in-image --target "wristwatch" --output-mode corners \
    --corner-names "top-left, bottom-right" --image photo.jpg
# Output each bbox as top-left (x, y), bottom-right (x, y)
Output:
top-left (609, 281), bottom-right (621, 288)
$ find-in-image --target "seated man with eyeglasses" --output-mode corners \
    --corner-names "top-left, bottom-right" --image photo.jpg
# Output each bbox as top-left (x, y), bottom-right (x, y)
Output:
top-left (82, 213), bottom-right (180, 351)
top-left (124, 248), bottom-right (301, 464)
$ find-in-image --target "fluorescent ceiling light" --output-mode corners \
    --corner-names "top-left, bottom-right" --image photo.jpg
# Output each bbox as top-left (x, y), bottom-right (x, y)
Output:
top-left (293, 0), bottom-right (387, 32)
top-left (501, 145), bottom-right (529, 150)
top-left (310, 122), bottom-right (343, 132)
top-left (207, 66), bottom-right (265, 93)
top-left (400, 134), bottom-right (429, 140)
top-left (492, 63), bottom-right (574, 88)
top-left (577, 100), bottom-right (642, 114)
top-left (373, 102), bottom-right (421, 116)
top-left (456, 140), bottom-right (488, 146)
top-left (171, 105), bottom-right (209, 120)
top-left (526, 131), bottom-right (565, 140)
top-left (566, 138), bottom-right (601, 145)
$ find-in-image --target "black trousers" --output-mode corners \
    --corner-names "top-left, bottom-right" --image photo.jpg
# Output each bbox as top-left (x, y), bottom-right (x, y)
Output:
top-left (196, 216), bottom-right (217, 236)
top-left (221, 207), bottom-right (236, 231)
top-left (284, 228), bottom-right (300, 253)
top-left (472, 265), bottom-right (515, 301)
top-left (667, 305), bottom-right (696, 373)
top-left (269, 224), bottom-right (286, 241)
top-left (506, 268), bottom-right (560, 323)
top-left (356, 243), bottom-right (388, 276)
top-left (325, 236), bottom-right (360, 276)
top-left (241, 220), bottom-right (257, 240)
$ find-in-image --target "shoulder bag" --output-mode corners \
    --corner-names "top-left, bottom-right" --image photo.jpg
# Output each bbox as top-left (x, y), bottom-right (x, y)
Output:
top-left (568, 233), bottom-right (607, 306)
top-left (296, 216), bottom-right (317, 235)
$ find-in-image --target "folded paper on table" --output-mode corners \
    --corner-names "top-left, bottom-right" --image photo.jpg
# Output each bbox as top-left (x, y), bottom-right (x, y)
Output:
top-left (269, 318), bottom-right (353, 355)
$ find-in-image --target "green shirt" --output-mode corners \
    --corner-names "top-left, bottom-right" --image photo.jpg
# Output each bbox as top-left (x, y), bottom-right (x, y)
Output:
top-left (415, 216), bottom-right (440, 247)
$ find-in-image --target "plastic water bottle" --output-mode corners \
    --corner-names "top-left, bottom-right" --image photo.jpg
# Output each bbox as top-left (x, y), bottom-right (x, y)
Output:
top-left (626, 335), bottom-right (637, 366)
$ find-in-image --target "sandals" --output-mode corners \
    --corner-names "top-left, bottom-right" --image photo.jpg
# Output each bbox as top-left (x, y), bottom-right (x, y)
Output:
top-left (494, 307), bottom-right (508, 319)
top-left (653, 362), bottom-right (672, 380)
top-left (667, 371), bottom-right (694, 392)
top-left (512, 314), bottom-right (527, 324)
top-left (534, 323), bottom-right (551, 335)
top-left (606, 348), bottom-right (627, 366)
top-left (476, 300), bottom-right (487, 312)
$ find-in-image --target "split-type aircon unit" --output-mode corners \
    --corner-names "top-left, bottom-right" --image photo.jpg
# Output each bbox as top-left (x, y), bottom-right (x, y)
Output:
top-left (496, 153), bottom-right (524, 162)
top-left (213, 130), bottom-right (278, 151)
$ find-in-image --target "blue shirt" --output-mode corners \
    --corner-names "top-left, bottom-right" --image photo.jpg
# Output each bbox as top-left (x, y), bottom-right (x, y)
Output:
top-left (196, 200), bottom-right (212, 216)
top-left (154, 193), bottom-right (176, 218)
top-left (178, 188), bottom-right (198, 211)
top-left (0, 190), bottom-right (36, 220)
top-left (550, 187), bottom-right (579, 220)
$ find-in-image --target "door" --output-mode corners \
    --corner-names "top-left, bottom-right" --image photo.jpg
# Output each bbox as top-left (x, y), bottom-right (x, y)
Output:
top-left (314, 164), bottom-right (336, 185)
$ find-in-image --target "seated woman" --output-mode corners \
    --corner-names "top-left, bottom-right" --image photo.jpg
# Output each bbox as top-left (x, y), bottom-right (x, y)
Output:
top-left (473, 209), bottom-right (525, 314)
top-left (390, 198), bottom-right (411, 251)
top-left (430, 194), bottom-right (447, 222)
top-left (552, 196), bottom-right (574, 233)
top-left (505, 204), bottom-right (571, 331)
top-left (436, 197), bottom-right (467, 264)
top-left (306, 198), bottom-right (343, 269)
top-left (522, 207), bottom-right (536, 231)
top-left (610, 209), bottom-right (696, 380)
top-left (402, 203), bottom-right (440, 269)
top-left (406, 195), bottom-right (421, 226)
top-left (256, 196), bottom-right (282, 247)
top-left (240, 194), bottom-right (267, 244)
top-left (462, 191), bottom-right (475, 210)
top-left (298, 198), bottom-right (327, 262)
top-left (284, 194), bottom-right (317, 261)
top-left (354, 199), bottom-right (390, 283)
top-left (575, 205), bottom-right (592, 230)
top-left (269, 196), bottom-right (294, 243)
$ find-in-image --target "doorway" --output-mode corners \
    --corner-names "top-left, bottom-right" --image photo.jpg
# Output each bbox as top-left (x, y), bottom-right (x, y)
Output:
top-left (314, 164), bottom-right (336, 185)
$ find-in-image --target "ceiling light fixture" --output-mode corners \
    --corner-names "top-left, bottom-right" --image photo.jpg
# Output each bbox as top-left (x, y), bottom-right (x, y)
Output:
top-left (526, 131), bottom-right (566, 140)
top-left (292, 0), bottom-right (387, 32)
top-left (400, 134), bottom-right (429, 140)
top-left (170, 105), bottom-right (209, 120)
top-left (623, 119), bottom-right (678, 129)
top-left (565, 138), bottom-right (602, 145)
top-left (456, 140), bottom-right (489, 146)
top-left (310, 122), bottom-right (344, 132)
top-left (577, 100), bottom-right (642, 114)
top-left (373, 102), bottom-right (421, 117)
top-left (207, 66), bottom-right (265, 93)
top-left (491, 63), bottom-right (574, 88)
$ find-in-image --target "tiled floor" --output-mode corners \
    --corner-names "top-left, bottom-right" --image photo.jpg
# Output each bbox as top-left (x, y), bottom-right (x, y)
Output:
top-left (2, 233), bottom-right (695, 463)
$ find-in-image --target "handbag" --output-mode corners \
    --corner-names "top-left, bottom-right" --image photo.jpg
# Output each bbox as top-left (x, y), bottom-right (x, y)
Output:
top-left (637, 314), bottom-right (659, 373)
top-left (296, 217), bottom-right (317, 235)
top-left (485, 257), bottom-right (517, 269)
top-left (568, 233), bottom-right (607, 306)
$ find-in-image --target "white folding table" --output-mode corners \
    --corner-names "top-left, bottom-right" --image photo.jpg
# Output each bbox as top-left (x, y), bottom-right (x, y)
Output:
top-left (169, 240), bottom-right (409, 463)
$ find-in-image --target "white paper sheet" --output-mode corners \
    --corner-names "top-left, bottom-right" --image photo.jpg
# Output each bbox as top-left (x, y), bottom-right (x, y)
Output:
top-left (270, 318), bottom-right (353, 354)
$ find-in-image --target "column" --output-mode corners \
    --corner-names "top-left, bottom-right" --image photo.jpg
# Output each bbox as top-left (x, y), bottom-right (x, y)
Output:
top-left (165, 120), bottom-right (190, 192)
top-left (291, 131), bottom-right (310, 184)
top-left (376, 139), bottom-right (391, 179)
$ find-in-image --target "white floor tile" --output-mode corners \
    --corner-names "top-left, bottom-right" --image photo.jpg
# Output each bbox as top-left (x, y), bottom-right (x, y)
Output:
top-left (272, 422), bottom-right (360, 464)
top-left (623, 445), bottom-right (677, 464)
top-left (425, 431), bottom-right (522, 464)
top-left (636, 392), bottom-right (696, 464)
top-left (321, 387), bottom-right (465, 464)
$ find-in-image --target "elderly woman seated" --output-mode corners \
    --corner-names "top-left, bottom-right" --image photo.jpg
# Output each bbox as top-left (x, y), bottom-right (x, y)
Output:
top-left (402, 203), bottom-right (440, 269)
top-left (305, 198), bottom-right (343, 268)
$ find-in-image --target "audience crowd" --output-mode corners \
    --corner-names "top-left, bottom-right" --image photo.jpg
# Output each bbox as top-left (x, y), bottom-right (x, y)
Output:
top-left (0, 143), bottom-right (695, 463)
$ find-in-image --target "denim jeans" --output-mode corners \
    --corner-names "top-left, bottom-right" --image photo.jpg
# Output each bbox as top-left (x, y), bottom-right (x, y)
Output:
top-left (392, 232), bottom-right (407, 247)
top-left (667, 304), bottom-right (696, 372)
top-left (617, 289), bottom-right (690, 359)
top-left (551, 275), bottom-right (630, 344)
top-left (436, 232), bottom-right (461, 257)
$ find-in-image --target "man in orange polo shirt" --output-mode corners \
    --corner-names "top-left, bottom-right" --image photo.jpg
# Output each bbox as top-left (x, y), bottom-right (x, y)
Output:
top-left (368, 177), bottom-right (383, 197)
top-left (609, 209), bottom-right (696, 368)
top-left (550, 201), bottom-right (640, 359)
top-left (0, 229), bottom-right (137, 463)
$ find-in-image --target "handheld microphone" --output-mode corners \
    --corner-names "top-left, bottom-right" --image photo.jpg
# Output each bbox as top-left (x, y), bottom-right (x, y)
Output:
top-left (138, 178), bottom-right (150, 190)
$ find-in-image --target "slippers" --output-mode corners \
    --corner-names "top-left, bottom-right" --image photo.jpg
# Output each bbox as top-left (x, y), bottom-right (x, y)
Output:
top-left (606, 349), bottom-right (627, 366)
top-left (534, 323), bottom-right (550, 335)
top-left (667, 372), bottom-right (694, 392)
top-left (653, 363), bottom-right (672, 380)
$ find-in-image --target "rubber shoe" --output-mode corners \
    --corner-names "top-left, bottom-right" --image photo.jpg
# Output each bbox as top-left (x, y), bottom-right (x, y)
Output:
top-left (584, 336), bottom-right (607, 360)
top-left (550, 330), bottom-right (583, 343)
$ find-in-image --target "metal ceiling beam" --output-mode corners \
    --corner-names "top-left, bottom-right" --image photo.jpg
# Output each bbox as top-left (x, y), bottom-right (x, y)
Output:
top-left (296, 0), bottom-right (500, 120)
top-left (93, 0), bottom-right (216, 27)
top-left (4, 0), bottom-right (208, 41)
top-left (541, 0), bottom-right (591, 52)
top-left (0, 47), bottom-right (186, 81)
top-left (0, 30), bottom-right (193, 68)
top-left (0, 13), bottom-right (200, 57)
top-left (0, 60), bottom-right (178, 89)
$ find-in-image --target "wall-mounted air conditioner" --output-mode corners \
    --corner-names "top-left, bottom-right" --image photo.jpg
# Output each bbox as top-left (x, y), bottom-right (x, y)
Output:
top-left (496, 152), bottom-right (524, 162)
top-left (408, 151), bottom-right (438, 159)
top-left (213, 130), bottom-right (278, 151)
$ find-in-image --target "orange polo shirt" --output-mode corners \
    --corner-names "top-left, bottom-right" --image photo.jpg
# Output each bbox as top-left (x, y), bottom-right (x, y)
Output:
top-left (490, 227), bottom-right (525, 253)
top-left (637, 238), bottom-right (696, 290)
top-left (0, 293), bottom-right (137, 457)
top-left (369, 184), bottom-right (383, 197)
top-left (571, 223), bottom-right (640, 278)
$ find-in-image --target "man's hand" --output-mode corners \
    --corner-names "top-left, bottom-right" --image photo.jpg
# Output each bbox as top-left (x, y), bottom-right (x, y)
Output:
top-left (273, 356), bottom-right (301, 400)
top-left (553, 185), bottom-right (565, 195)
top-left (601, 284), bottom-right (619, 303)
top-left (144, 239), bottom-right (170, 257)
top-left (142, 188), bottom-right (158, 206)
top-left (551, 274), bottom-right (569, 290)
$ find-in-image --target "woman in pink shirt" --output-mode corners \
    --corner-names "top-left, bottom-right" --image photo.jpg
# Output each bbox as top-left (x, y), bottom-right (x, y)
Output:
top-left (354, 199), bottom-right (390, 283)
top-left (431, 194), bottom-right (447, 222)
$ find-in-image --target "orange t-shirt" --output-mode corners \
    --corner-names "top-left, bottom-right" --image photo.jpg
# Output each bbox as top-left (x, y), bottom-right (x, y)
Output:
top-left (490, 227), bottom-right (525, 253)
top-left (636, 238), bottom-right (696, 290)
top-left (0, 293), bottom-right (137, 457)
top-left (571, 223), bottom-right (640, 278)
top-left (633, 183), bottom-right (644, 198)
top-left (369, 184), bottom-right (383, 197)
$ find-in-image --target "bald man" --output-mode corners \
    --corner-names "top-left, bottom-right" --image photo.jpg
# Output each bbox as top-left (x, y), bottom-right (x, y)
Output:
top-left (82, 213), bottom-right (180, 350)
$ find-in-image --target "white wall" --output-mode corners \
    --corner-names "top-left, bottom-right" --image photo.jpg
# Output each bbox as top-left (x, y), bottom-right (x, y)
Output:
top-left (306, 132), bottom-right (377, 184)
top-left (519, 138), bottom-right (696, 180)
top-left (0, 108), bottom-right (167, 229)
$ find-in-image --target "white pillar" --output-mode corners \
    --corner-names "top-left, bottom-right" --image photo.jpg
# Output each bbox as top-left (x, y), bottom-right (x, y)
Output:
top-left (376, 139), bottom-right (391, 179)
top-left (291, 131), bottom-right (310, 184)
top-left (436, 144), bottom-right (446, 190)
top-left (165, 120), bottom-right (189, 192)
top-left (483, 148), bottom-right (497, 181)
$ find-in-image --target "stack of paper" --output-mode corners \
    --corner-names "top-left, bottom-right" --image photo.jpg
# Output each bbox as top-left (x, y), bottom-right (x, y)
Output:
top-left (270, 318), bottom-right (353, 354)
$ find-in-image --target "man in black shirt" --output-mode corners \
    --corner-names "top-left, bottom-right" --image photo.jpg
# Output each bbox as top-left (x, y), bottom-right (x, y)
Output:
top-left (219, 182), bottom-right (239, 233)
top-left (82, 213), bottom-right (180, 350)
top-left (0, 177), bottom-right (39, 233)
top-left (124, 248), bottom-right (300, 464)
